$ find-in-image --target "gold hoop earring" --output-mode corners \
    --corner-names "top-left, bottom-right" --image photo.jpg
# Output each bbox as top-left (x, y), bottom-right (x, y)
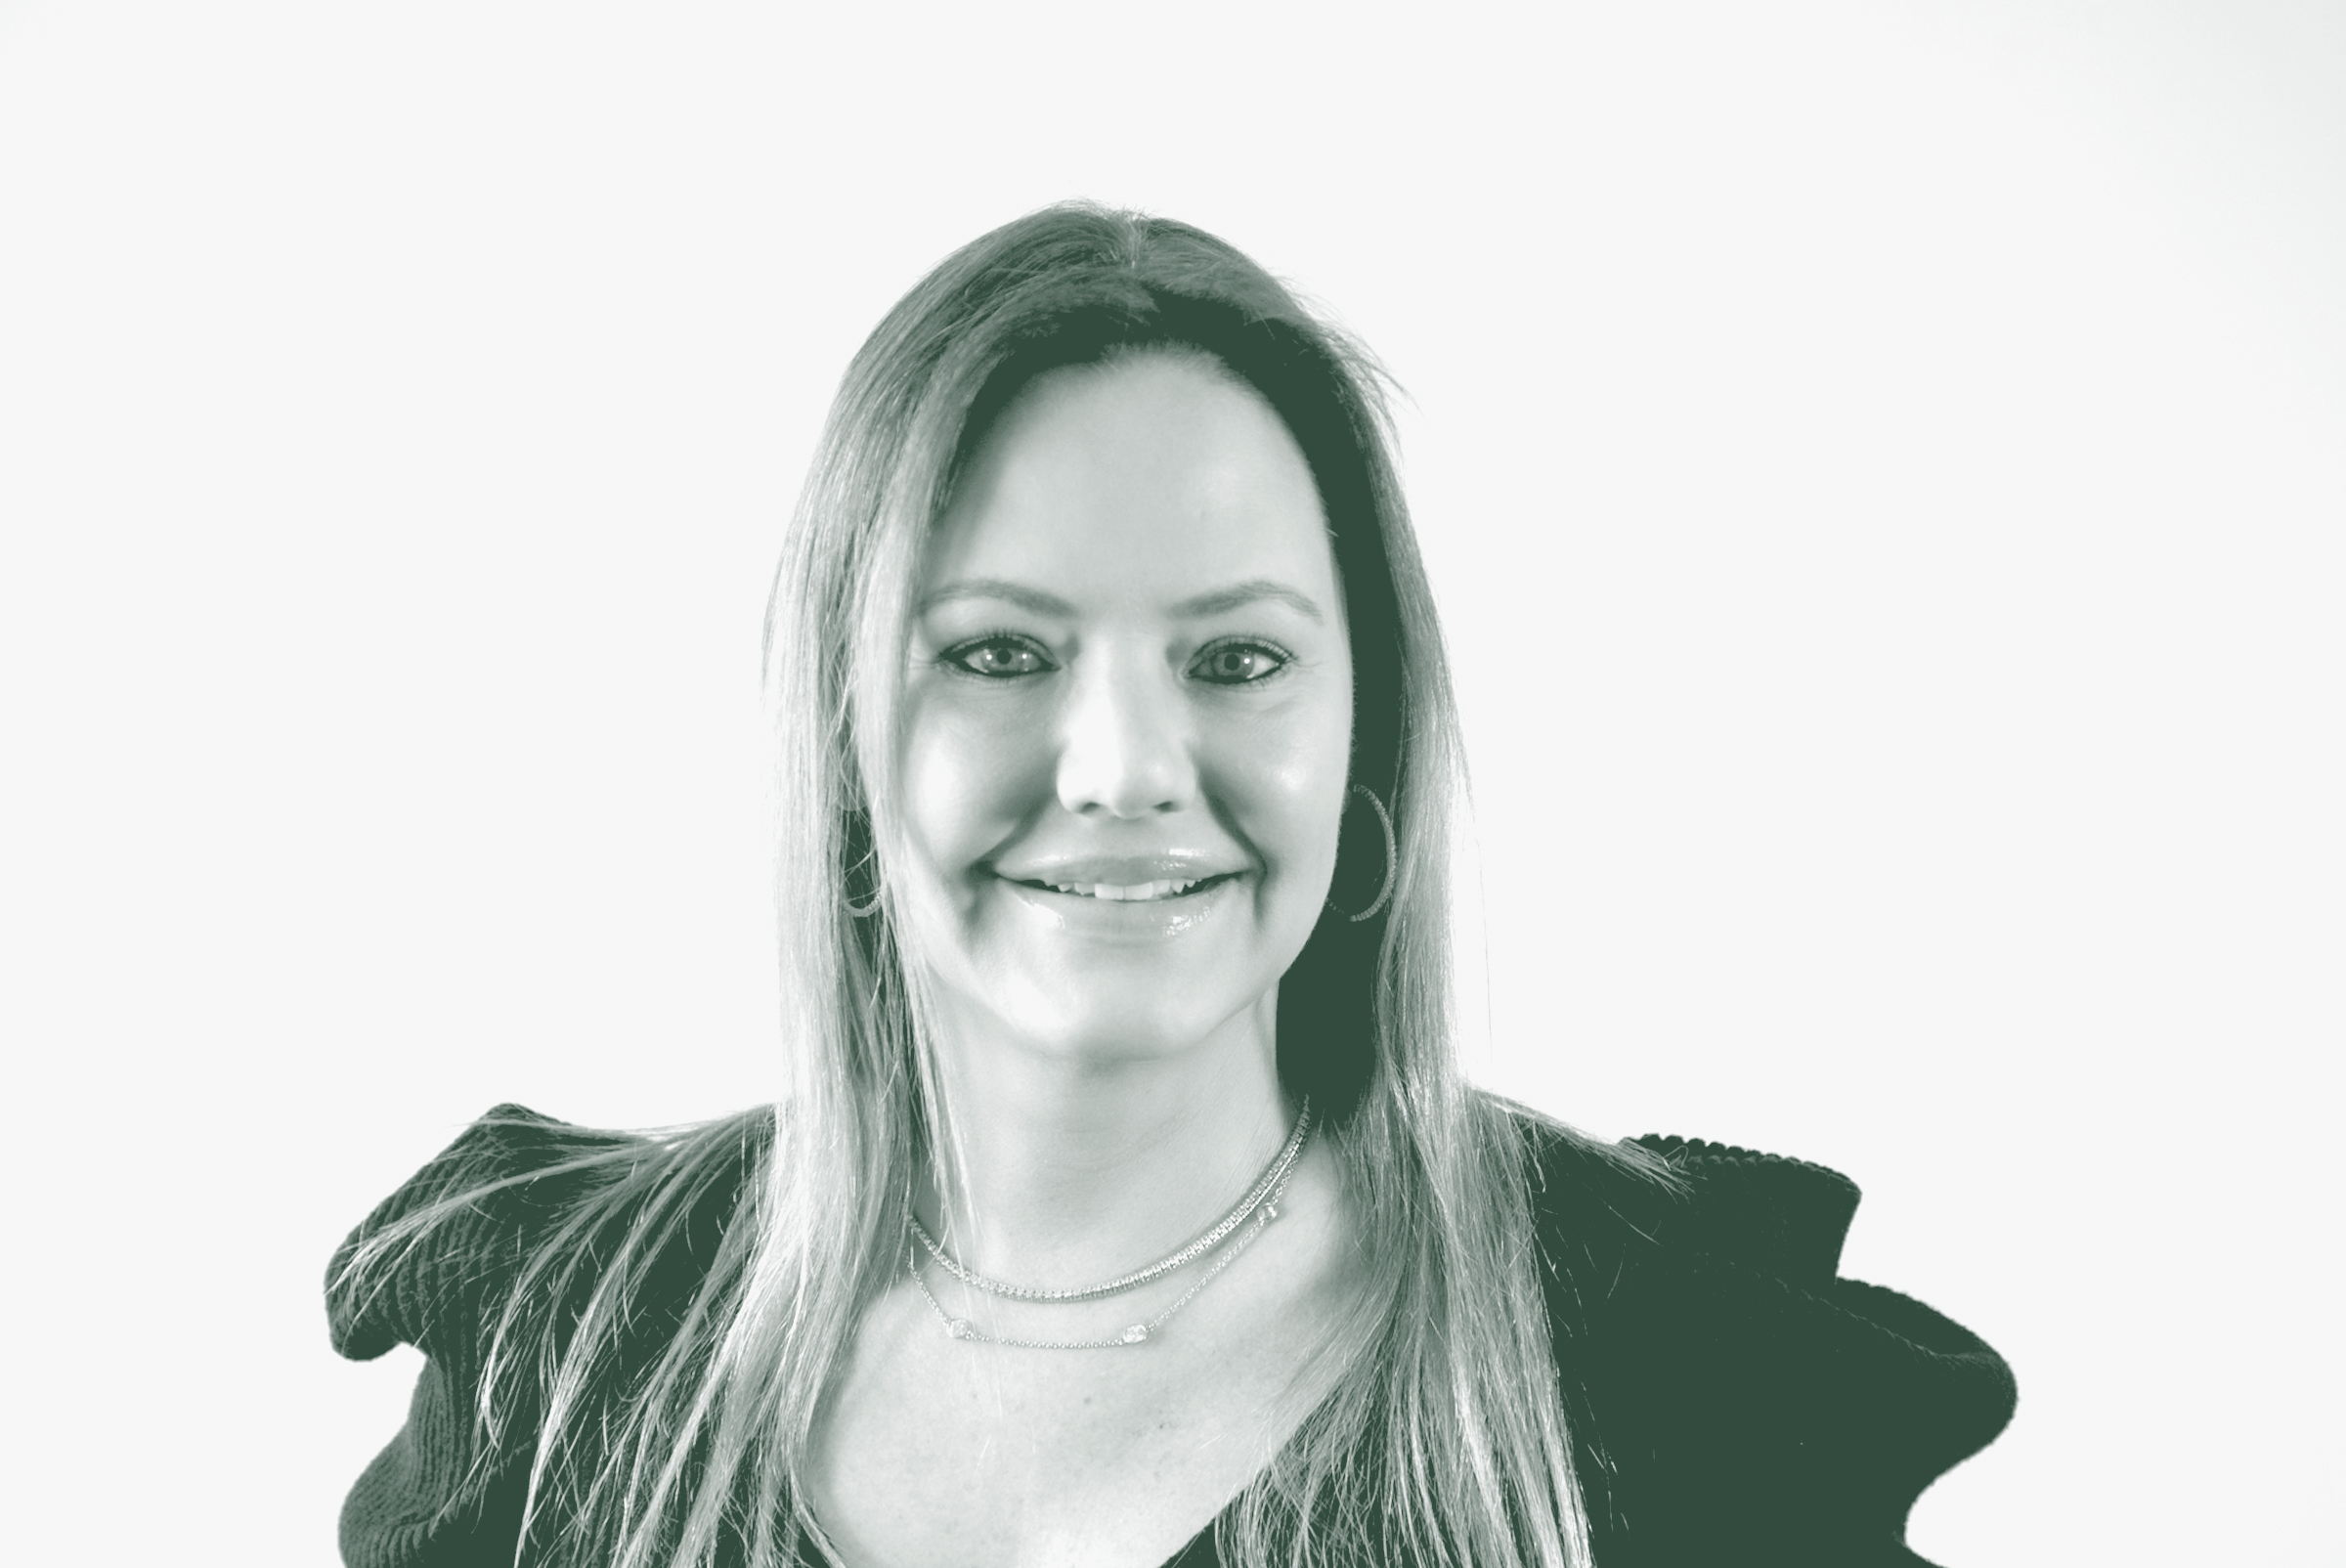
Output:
top-left (1326, 783), bottom-right (1396, 924)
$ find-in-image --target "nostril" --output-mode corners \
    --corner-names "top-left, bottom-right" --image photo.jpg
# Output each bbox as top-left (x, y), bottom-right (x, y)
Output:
top-left (1055, 724), bottom-right (1196, 818)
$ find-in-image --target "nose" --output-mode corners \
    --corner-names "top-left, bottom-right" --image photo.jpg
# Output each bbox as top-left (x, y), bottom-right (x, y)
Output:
top-left (1056, 650), bottom-right (1197, 818)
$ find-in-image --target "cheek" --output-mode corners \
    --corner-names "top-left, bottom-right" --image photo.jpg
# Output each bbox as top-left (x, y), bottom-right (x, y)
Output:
top-left (899, 694), bottom-right (1049, 881)
top-left (1222, 698), bottom-right (1353, 896)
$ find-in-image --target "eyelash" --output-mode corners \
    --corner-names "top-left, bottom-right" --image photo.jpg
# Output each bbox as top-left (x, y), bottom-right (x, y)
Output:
top-left (936, 633), bottom-right (1295, 685)
top-left (1189, 635), bottom-right (1293, 685)
top-left (939, 632), bottom-right (1054, 679)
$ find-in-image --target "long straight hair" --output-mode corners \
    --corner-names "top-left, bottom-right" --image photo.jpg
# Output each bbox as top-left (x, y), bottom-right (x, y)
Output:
top-left (338, 203), bottom-right (1640, 1568)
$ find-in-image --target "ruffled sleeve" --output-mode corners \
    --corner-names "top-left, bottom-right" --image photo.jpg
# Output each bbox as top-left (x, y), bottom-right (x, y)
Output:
top-left (1532, 1130), bottom-right (2017, 1568)
top-left (326, 1106), bottom-right (612, 1568)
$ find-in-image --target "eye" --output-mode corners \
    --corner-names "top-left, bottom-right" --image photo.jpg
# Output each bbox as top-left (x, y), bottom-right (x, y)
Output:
top-left (942, 634), bottom-right (1055, 679)
top-left (1189, 639), bottom-right (1290, 685)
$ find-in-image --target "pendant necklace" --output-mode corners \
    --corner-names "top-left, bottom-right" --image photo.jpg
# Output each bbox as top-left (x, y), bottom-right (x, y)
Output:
top-left (908, 1098), bottom-right (1313, 1349)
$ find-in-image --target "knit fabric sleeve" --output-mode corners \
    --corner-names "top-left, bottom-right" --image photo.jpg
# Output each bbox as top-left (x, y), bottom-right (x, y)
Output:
top-left (326, 1106), bottom-right (619, 1568)
top-left (1530, 1129), bottom-right (2017, 1568)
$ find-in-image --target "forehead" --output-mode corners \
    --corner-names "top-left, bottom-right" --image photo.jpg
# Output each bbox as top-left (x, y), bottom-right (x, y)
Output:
top-left (923, 353), bottom-right (1338, 607)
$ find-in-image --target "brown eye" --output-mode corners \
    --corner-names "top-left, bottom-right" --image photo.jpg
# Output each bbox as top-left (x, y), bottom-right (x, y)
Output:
top-left (946, 637), bottom-right (1052, 678)
top-left (1191, 642), bottom-right (1287, 685)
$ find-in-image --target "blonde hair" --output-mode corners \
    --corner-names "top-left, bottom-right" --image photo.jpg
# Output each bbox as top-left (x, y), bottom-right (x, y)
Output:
top-left (338, 202), bottom-right (1661, 1568)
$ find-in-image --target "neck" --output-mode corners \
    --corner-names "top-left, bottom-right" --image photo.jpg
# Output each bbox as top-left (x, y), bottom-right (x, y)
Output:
top-left (918, 989), bottom-right (1297, 1289)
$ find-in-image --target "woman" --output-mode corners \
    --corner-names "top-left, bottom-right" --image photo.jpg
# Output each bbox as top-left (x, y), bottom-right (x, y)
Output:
top-left (329, 203), bottom-right (2015, 1568)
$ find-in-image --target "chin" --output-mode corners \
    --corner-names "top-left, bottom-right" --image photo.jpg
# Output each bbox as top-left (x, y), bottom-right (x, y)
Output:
top-left (994, 980), bottom-right (1263, 1067)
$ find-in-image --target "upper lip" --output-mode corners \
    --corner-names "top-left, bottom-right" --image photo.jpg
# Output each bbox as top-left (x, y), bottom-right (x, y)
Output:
top-left (992, 853), bottom-right (1248, 887)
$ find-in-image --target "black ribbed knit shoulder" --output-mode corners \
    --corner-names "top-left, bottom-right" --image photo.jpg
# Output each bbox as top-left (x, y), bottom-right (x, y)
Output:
top-left (326, 1105), bottom-right (704, 1568)
top-left (1518, 1120), bottom-right (2017, 1568)
top-left (328, 1106), bottom-right (626, 1364)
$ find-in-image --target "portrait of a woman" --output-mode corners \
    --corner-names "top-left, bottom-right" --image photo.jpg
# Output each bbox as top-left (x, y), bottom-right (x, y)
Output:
top-left (327, 204), bottom-right (2016, 1568)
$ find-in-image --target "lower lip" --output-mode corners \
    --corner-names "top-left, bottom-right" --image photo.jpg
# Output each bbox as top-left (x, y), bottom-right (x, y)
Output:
top-left (993, 873), bottom-right (1242, 936)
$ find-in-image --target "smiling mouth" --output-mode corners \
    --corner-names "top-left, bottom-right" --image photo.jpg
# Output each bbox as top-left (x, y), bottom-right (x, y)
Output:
top-left (1007, 872), bottom-right (1241, 902)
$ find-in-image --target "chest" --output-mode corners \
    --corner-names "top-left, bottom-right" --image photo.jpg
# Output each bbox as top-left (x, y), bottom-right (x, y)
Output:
top-left (804, 1269), bottom-right (1343, 1568)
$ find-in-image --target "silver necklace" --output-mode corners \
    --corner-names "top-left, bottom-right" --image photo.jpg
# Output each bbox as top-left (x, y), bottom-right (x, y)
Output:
top-left (908, 1161), bottom-right (1297, 1349)
top-left (907, 1098), bottom-right (1313, 1303)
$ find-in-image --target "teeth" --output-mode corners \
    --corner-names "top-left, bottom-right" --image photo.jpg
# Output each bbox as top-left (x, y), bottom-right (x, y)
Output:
top-left (1044, 877), bottom-right (1206, 901)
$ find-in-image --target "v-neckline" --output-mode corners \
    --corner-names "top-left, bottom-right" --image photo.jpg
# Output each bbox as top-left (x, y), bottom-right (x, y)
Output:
top-left (1158, 1507), bottom-right (1229, 1566)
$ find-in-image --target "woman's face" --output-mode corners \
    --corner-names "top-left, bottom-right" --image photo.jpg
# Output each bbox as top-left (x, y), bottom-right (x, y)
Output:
top-left (898, 351), bottom-right (1354, 1067)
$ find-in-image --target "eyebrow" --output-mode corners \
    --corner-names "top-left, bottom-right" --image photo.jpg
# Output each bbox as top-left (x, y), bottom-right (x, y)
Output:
top-left (919, 580), bottom-right (1079, 617)
top-left (1170, 580), bottom-right (1325, 624)
top-left (920, 577), bottom-right (1325, 625)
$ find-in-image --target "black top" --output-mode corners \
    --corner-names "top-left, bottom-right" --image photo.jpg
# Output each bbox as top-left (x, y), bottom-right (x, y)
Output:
top-left (328, 1106), bottom-right (2015, 1568)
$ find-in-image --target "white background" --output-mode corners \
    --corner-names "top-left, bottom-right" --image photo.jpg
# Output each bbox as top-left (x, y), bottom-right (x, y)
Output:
top-left (3, 2), bottom-right (2339, 1563)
